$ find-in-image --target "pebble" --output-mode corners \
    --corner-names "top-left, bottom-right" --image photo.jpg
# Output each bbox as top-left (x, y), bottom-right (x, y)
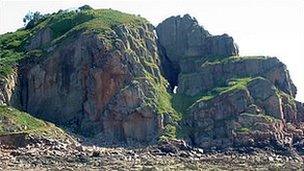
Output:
top-left (0, 138), bottom-right (303, 170)
top-left (268, 156), bottom-right (274, 162)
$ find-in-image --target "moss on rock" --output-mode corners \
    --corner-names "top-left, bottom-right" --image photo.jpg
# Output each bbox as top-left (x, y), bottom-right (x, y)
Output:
top-left (0, 105), bottom-right (68, 140)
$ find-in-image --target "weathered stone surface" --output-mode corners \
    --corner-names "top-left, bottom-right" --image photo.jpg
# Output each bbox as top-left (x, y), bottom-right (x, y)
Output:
top-left (296, 101), bottom-right (304, 122)
top-left (1, 10), bottom-right (303, 151)
top-left (156, 14), bottom-right (238, 63)
top-left (247, 78), bottom-right (283, 119)
top-left (25, 27), bottom-right (52, 50)
top-left (187, 88), bottom-right (253, 148)
top-left (178, 57), bottom-right (297, 97)
top-left (12, 23), bottom-right (166, 144)
top-left (185, 77), bottom-right (303, 149)
top-left (156, 14), bottom-right (238, 87)
top-left (0, 72), bottom-right (19, 106)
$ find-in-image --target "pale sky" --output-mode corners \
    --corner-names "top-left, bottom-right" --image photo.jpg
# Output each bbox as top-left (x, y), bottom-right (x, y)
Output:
top-left (1, 0), bottom-right (303, 101)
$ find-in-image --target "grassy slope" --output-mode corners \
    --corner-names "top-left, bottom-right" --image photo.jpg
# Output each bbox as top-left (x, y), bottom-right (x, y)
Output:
top-left (0, 30), bottom-right (30, 76)
top-left (202, 55), bottom-right (270, 66)
top-left (0, 105), bottom-right (68, 139)
top-left (172, 77), bottom-right (254, 117)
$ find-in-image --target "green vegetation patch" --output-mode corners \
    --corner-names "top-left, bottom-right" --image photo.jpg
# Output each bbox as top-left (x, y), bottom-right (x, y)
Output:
top-left (0, 105), bottom-right (68, 139)
top-left (215, 77), bottom-right (253, 95)
top-left (172, 91), bottom-right (208, 117)
top-left (37, 9), bottom-right (149, 42)
top-left (0, 8), bottom-right (149, 78)
top-left (159, 124), bottom-right (177, 141)
top-left (0, 30), bottom-right (30, 77)
top-left (143, 71), bottom-right (180, 121)
top-left (202, 55), bottom-right (269, 66)
top-left (236, 127), bottom-right (251, 133)
top-left (0, 29), bottom-right (29, 50)
top-left (173, 77), bottom-right (254, 116)
top-left (0, 105), bottom-right (46, 135)
top-left (138, 71), bottom-right (182, 140)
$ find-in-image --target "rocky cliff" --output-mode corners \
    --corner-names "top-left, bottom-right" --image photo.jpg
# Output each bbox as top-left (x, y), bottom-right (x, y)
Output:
top-left (1, 9), bottom-right (304, 151)
top-left (156, 14), bottom-right (304, 150)
top-left (156, 14), bottom-right (238, 88)
top-left (1, 9), bottom-right (180, 144)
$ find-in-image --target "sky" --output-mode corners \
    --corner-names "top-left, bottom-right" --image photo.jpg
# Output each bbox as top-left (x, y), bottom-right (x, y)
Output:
top-left (1, 0), bottom-right (303, 101)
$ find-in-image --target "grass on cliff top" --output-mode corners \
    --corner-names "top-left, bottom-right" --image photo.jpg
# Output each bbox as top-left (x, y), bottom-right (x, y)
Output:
top-left (202, 55), bottom-right (270, 66)
top-left (0, 8), bottom-right (149, 78)
top-left (37, 8), bottom-right (149, 41)
top-left (0, 105), bottom-right (68, 138)
top-left (0, 29), bottom-right (30, 77)
top-left (172, 77), bottom-right (254, 116)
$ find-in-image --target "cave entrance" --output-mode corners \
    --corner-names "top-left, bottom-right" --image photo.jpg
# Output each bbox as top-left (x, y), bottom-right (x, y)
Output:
top-left (158, 47), bottom-right (181, 93)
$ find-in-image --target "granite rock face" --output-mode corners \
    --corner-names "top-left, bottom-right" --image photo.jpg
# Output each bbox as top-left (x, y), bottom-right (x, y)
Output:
top-left (178, 57), bottom-right (297, 97)
top-left (1, 11), bottom-right (304, 149)
top-left (156, 14), bottom-right (238, 87)
top-left (185, 78), bottom-right (300, 149)
top-left (5, 19), bottom-right (171, 144)
top-left (0, 72), bottom-right (19, 106)
top-left (156, 14), bottom-right (238, 63)
top-left (156, 14), bottom-right (303, 149)
top-left (296, 101), bottom-right (304, 122)
top-left (25, 27), bottom-right (52, 50)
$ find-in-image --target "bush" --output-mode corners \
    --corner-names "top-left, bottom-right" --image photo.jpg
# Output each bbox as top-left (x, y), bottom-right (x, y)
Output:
top-left (79, 5), bottom-right (93, 11)
top-left (23, 11), bottom-right (45, 29)
top-left (159, 124), bottom-right (177, 141)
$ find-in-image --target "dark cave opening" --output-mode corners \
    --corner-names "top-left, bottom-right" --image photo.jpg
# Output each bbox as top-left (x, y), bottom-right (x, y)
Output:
top-left (157, 43), bottom-right (180, 93)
